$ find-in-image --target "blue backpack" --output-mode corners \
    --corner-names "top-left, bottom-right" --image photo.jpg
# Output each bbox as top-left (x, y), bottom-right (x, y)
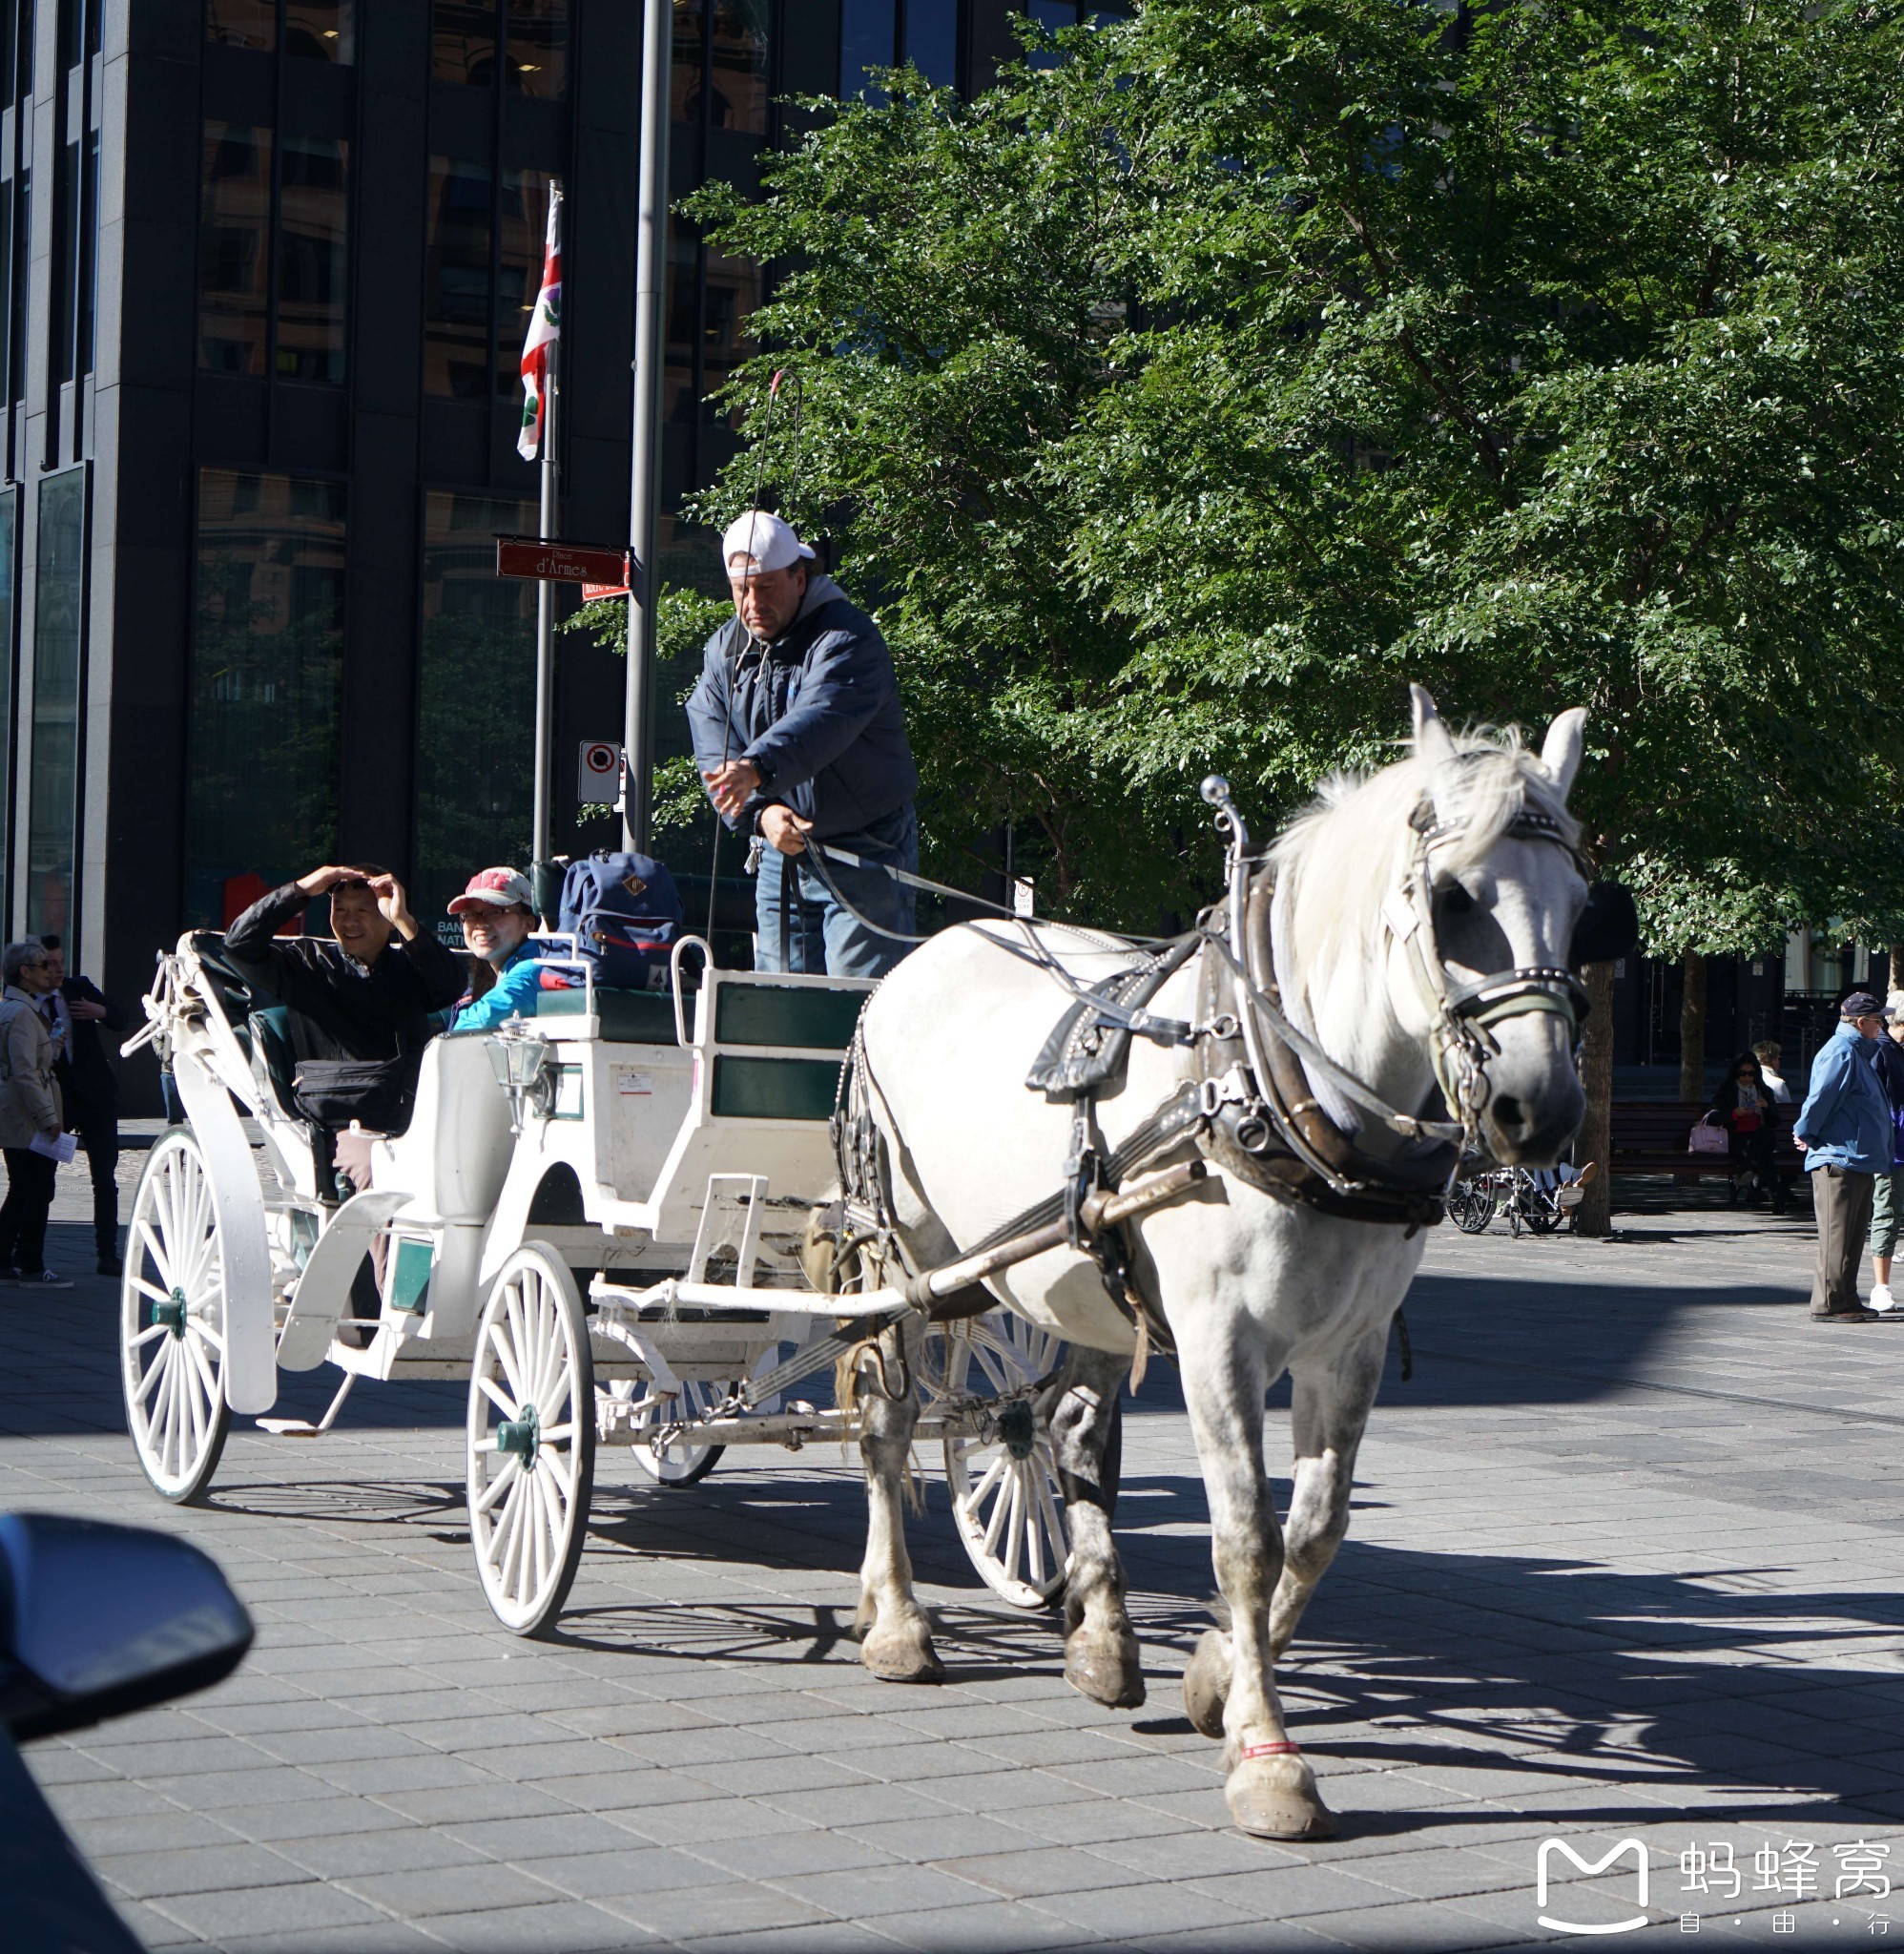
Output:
top-left (555, 851), bottom-right (685, 990)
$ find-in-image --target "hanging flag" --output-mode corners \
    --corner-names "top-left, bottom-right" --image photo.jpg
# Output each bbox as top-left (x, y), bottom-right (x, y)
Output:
top-left (518, 183), bottom-right (562, 461)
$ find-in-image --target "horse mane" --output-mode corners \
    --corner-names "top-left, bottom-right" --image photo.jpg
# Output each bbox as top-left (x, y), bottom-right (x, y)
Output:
top-left (1270, 726), bottom-right (1580, 995)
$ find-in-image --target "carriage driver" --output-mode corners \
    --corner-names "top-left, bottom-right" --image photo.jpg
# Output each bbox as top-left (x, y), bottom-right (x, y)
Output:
top-left (688, 511), bottom-right (920, 979)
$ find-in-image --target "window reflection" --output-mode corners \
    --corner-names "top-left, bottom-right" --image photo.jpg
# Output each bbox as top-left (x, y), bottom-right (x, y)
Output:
top-left (277, 135), bottom-right (348, 383)
top-left (188, 469), bottom-right (345, 926)
top-left (207, 0), bottom-right (275, 51)
top-left (286, 1), bottom-right (353, 61)
top-left (907, 0), bottom-right (958, 87)
top-left (433, 0), bottom-right (498, 85)
top-left (29, 470), bottom-right (84, 940)
top-left (416, 490), bottom-right (539, 926)
top-left (839, 0), bottom-right (894, 98)
top-left (709, 0), bottom-right (768, 135)
top-left (496, 169), bottom-right (555, 400)
top-left (198, 122), bottom-right (271, 376)
top-left (506, 0), bottom-right (565, 99)
top-left (0, 488), bottom-right (16, 927)
top-left (425, 158), bottom-right (492, 399)
top-left (672, 0), bottom-right (704, 125)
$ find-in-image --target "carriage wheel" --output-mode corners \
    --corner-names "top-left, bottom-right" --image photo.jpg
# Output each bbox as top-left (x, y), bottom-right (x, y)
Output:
top-left (121, 1130), bottom-right (233, 1504)
top-left (935, 1314), bottom-right (1069, 1611)
top-left (466, 1244), bottom-right (595, 1636)
top-left (606, 1376), bottom-right (730, 1486)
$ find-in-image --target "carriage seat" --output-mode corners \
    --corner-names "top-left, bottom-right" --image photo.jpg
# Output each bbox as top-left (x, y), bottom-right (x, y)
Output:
top-left (533, 986), bottom-right (677, 1044)
top-left (247, 1006), bottom-right (303, 1124)
top-left (187, 931), bottom-right (259, 1036)
top-left (373, 1033), bottom-right (515, 1223)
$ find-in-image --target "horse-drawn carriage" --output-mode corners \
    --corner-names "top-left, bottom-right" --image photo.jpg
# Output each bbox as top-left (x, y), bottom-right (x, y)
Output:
top-left (118, 931), bottom-right (1072, 1634)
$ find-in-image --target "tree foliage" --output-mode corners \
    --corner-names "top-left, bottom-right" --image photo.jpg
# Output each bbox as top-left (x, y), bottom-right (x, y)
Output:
top-left (677, 0), bottom-right (1904, 950)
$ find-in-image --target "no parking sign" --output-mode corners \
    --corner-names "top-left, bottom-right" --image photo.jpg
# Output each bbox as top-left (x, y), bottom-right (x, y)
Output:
top-left (578, 739), bottom-right (624, 805)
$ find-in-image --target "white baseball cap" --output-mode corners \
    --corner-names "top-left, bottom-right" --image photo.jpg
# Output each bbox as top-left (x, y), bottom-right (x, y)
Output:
top-left (721, 509), bottom-right (816, 575)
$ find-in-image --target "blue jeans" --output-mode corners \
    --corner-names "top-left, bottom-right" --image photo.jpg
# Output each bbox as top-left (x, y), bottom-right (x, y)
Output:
top-left (755, 804), bottom-right (918, 979)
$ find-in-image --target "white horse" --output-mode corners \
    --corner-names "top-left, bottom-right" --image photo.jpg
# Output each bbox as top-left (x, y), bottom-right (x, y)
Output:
top-left (844, 689), bottom-right (1589, 1839)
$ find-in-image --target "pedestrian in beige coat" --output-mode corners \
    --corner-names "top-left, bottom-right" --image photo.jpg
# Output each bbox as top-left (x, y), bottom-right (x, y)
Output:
top-left (0, 940), bottom-right (71, 1287)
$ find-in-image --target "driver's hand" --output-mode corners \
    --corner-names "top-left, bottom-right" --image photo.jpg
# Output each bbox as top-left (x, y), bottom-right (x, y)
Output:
top-left (759, 805), bottom-right (812, 857)
top-left (704, 759), bottom-right (763, 819)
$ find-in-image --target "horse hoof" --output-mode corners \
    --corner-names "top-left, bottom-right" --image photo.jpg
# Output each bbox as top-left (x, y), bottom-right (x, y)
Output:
top-left (1065, 1629), bottom-right (1146, 1710)
top-left (1225, 1755), bottom-right (1335, 1841)
top-left (861, 1623), bottom-right (944, 1685)
top-left (1183, 1627), bottom-right (1231, 1738)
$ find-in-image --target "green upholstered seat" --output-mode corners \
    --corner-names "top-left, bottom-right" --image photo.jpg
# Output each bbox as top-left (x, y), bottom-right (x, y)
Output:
top-left (712, 983), bottom-right (865, 1051)
top-left (534, 986), bottom-right (678, 1044)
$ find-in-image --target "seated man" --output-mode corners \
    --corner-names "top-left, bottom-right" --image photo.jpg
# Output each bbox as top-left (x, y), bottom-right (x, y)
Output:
top-left (445, 869), bottom-right (545, 1032)
top-left (224, 864), bottom-right (466, 1134)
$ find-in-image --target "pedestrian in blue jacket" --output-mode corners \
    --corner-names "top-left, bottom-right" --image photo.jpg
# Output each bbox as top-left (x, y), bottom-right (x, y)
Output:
top-left (1793, 992), bottom-right (1896, 1322)
top-left (687, 511), bottom-right (919, 979)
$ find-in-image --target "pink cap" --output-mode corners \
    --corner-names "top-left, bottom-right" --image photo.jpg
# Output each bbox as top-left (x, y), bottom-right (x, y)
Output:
top-left (448, 867), bottom-right (535, 916)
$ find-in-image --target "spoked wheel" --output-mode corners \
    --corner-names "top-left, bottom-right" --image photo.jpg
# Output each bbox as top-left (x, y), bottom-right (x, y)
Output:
top-left (607, 1376), bottom-right (732, 1486)
top-left (934, 1314), bottom-right (1069, 1610)
top-left (1518, 1183), bottom-right (1565, 1235)
top-left (121, 1130), bottom-right (233, 1503)
top-left (1447, 1177), bottom-right (1496, 1235)
top-left (466, 1245), bottom-right (595, 1636)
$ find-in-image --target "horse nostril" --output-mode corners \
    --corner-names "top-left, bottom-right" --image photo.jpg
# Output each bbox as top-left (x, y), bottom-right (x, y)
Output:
top-left (1492, 1093), bottom-right (1529, 1136)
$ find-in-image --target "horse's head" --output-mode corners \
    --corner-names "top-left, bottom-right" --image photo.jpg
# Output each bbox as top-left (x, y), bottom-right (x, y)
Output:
top-left (1275, 690), bottom-right (1590, 1168)
top-left (1397, 687), bottom-right (1588, 1164)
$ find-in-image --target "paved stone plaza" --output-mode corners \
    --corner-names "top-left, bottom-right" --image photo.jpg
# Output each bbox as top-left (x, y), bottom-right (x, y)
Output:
top-left (4, 1161), bottom-right (1901, 1952)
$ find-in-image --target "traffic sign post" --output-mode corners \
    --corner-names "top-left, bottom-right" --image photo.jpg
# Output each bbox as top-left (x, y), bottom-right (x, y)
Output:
top-left (578, 739), bottom-right (624, 808)
top-left (495, 535), bottom-right (631, 586)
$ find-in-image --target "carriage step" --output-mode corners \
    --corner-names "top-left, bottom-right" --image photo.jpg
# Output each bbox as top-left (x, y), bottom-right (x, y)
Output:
top-left (277, 1191), bottom-right (411, 1371)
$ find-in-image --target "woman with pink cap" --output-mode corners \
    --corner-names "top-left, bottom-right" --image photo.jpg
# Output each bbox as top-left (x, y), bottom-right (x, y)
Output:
top-left (446, 868), bottom-right (545, 1031)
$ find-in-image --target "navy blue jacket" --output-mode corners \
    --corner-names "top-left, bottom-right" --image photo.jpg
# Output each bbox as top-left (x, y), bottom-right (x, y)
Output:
top-left (686, 573), bottom-right (918, 842)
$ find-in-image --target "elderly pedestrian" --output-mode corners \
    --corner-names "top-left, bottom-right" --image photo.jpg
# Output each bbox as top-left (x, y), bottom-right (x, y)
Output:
top-left (1793, 992), bottom-right (1895, 1323)
top-left (41, 935), bottom-right (129, 1276)
top-left (688, 511), bottom-right (920, 978)
top-left (0, 941), bottom-right (72, 1289)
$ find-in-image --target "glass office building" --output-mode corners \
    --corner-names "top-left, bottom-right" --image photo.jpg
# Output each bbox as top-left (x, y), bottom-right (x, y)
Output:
top-left (0, 0), bottom-right (1020, 1104)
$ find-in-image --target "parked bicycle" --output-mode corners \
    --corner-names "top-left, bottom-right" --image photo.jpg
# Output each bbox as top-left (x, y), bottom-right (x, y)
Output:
top-left (1448, 1163), bottom-right (1590, 1237)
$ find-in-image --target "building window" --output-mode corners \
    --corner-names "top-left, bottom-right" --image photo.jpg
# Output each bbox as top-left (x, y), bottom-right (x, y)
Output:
top-left (208, 1), bottom-right (354, 62)
top-left (841, 0), bottom-right (957, 94)
top-left (416, 489), bottom-right (537, 925)
top-left (27, 469), bottom-right (85, 941)
top-left (433, 1), bottom-right (567, 98)
top-left (198, 122), bottom-right (349, 384)
top-left (198, 123), bottom-right (272, 375)
top-left (424, 157), bottom-right (492, 399)
top-left (187, 469), bottom-right (345, 927)
top-left (54, 132), bottom-right (97, 385)
top-left (0, 487), bottom-right (15, 929)
top-left (277, 134), bottom-right (349, 382)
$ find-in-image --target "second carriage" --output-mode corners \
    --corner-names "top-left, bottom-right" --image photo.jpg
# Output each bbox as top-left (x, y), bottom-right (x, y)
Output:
top-left (119, 931), bottom-right (1075, 1632)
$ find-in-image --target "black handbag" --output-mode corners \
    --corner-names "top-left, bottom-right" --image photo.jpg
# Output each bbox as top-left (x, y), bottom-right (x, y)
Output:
top-left (291, 1057), bottom-right (412, 1134)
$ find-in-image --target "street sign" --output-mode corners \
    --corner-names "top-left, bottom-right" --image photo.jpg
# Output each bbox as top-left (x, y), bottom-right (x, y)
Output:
top-left (579, 739), bottom-right (624, 805)
top-left (582, 579), bottom-right (630, 601)
top-left (495, 534), bottom-right (630, 585)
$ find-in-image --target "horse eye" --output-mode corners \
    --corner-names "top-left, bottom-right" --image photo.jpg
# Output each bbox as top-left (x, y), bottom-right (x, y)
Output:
top-left (1438, 883), bottom-right (1476, 917)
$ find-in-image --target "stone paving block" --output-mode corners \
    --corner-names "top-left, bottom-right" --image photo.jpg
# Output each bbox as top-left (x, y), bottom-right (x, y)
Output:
top-left (513, 1843), bottom-right (716, 1900)
top-left (137, 1766), bottom-right (336, 1811)
top-left (25, 1743), bottom-right (136, 1784)
top-left (598, 1879), bottom-right (838, 1941)
top-left (1019, 1877), bottom-right (1259, 1942)
top-left (306, 1753), bottom-right (497, 1797)
top-left (671, 1923), bottom-right (905, 1954)
top-left (93, 1840), bottom-right (308, 1901)
top-left (688, 1827), bottom-right (897, 1881)
top-left (217, 1926), bottom-right (447, 1954)
top-left (867, 1898), bottom-right (1087, 1951)
top-left (608, 1794), bottom-right (820, 1848)
top-left (267, 1825), bottom-right (491, 1881)
top-left (149, 1877), bottom-right (398, 1941)
top-left (442, 1811), bottom-right (652, 1860)
top-left (406, 1898), bottom-right (655, 1950)
top-left (335, 1860), bottom-right (567, 1919)
top-left (367, 1781), bottom-right (581, 1826)
top-left (108, 1897), bottom-right (207, 1948)
top-left (765, 1861), bottom-right (1003, 1920)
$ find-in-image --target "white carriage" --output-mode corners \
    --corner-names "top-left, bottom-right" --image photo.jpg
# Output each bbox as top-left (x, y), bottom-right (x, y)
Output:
top-left (118, 932), bottom-right (1072, 1633)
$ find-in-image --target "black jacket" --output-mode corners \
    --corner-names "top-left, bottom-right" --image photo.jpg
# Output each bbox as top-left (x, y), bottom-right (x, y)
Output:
top-left (224, 883), bottom-right (465, 1073)
top-left (686, 573), bottom-right (919, 842)
top-left (52, 974), bottom-right (129, 1120)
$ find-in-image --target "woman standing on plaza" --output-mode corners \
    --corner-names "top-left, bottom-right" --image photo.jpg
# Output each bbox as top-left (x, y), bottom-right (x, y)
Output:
top-left (0, 942), bottom-right (72, 1288)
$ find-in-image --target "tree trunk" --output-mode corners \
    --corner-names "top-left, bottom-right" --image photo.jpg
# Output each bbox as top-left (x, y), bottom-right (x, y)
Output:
top-left (1678, 949), bottom-right (1707, 1103)
top-left (1890, 943), bottom-right (1904, 999)
top-left (1576, 960), bottom-right (1617, 1237)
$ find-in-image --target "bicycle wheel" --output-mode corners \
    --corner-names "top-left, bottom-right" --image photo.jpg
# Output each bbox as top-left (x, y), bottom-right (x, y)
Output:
top-left (1448, 1178), bottom-right (1496, 1234)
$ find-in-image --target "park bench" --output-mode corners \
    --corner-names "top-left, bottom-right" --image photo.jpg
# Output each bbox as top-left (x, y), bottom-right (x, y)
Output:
top-left (1607, 1098), bottom-right (1801, 1195)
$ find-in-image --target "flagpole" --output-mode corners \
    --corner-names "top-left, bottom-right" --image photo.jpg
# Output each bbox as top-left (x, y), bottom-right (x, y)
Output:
top-left (624, 0), bottom-right (671, 855)
top-left (531, 338), bottom-right (558, 870)
top-left (530, 182), bottom-right (563, 877)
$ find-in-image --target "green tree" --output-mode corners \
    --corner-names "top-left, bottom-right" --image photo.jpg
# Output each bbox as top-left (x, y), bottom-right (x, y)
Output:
top-left (670, 0), bottom-right (1904, 1226)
